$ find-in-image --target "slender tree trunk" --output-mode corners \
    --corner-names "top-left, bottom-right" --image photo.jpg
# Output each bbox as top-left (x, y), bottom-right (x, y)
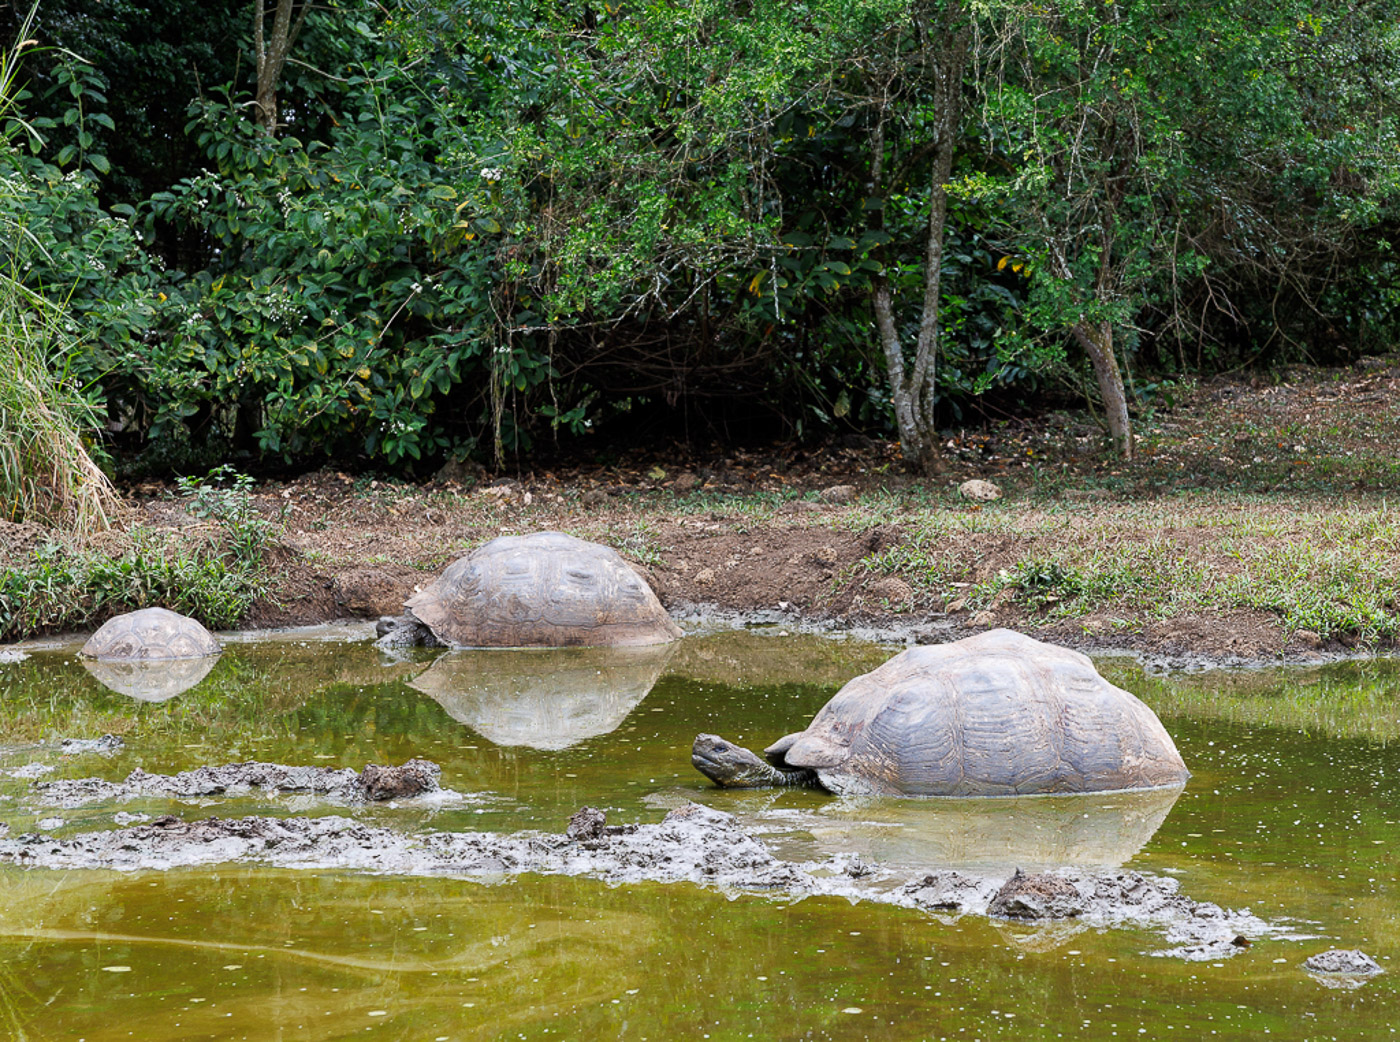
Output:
top-left (1071, 320), bottom-right (1133, 460)
top-left (868, 1), bottom-right (968, 477)
top-left (253, 0), bottom-right (310, 134)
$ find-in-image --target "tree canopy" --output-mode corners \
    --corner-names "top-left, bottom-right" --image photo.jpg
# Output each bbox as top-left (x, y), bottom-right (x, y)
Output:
top-left (0, 0), bottom-right (1395, 473)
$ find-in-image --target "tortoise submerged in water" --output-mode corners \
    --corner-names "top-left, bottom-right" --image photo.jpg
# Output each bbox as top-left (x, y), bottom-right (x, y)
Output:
top-left (377, 531), bottom-right (682, 648)
top-left (81, 607), bottom-right (222, 661)
top-left (693, 629), bottom-right (1189, 796)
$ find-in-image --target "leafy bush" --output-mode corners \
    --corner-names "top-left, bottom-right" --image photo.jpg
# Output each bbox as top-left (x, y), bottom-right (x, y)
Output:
top-left (175, 465), bottom-right (276, 567)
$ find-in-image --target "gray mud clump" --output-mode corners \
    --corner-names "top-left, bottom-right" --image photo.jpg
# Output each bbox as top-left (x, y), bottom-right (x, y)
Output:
top-left (0, 801), bottom-right (1276, 959)
top-left (59, 735), bottom-right (124, 756)
top-left (32, 760), bottom-right (443, 808)
top-left (1304, 949), bottom-right (1383, 975)
top-left (988, 869), bottom-right (1084, 919)
top-left (358, 759), bottom-right (440, 801)
top-left (567, 806), bottom-right (607, 842)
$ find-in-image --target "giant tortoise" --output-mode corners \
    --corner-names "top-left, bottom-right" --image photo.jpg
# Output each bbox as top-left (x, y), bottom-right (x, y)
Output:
top-left (692, 629), bottom-right (1189, 796)
top-left (81, 607), bottom-right (221, 661)
top-left (80, 607), bottom-right (222, 701)
top-left (376, 531), bottom-right (682, 648)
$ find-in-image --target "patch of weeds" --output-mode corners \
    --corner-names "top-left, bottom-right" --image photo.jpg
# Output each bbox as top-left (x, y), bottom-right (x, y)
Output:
top-left (1217, 543), bottom-right (1399, 642)
top-left (999, 557), bottom-right (1089, 611)
top-left (827, 530), bottom-right (962, 610)
top-left (0, 530), bottom-right (262, 640)
top-left (969, 544), bottom-right (1206, 620)
top-left (176, 465), bottom-right (277, 567)
top-left (613, 520), bottom-right (671, 568)
top-left (856, 532), bottom-right (962, 595)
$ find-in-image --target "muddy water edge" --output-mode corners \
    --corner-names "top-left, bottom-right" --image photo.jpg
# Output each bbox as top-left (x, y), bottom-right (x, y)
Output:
top-left (0, 626), bottom-right (1397, 1041)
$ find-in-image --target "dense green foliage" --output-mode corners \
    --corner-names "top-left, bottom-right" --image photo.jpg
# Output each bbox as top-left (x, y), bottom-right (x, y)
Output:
top-left (1, 0), bottom-right (1395, 472)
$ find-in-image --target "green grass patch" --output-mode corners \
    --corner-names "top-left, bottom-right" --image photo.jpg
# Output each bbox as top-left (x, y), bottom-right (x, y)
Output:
top-left (0, 531), bottom-right (265, 641)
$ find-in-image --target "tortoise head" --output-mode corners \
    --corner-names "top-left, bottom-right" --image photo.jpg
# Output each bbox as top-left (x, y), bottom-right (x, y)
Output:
top-left (692, 733), bottom-right (817, 789)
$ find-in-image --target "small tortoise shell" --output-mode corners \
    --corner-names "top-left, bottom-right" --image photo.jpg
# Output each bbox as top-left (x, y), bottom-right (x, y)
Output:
top-left (81, 607), bottom-right (222, 661)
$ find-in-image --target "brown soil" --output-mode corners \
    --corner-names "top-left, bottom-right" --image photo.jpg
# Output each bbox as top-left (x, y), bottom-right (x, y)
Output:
top-left (15, 355), bottom-right (1400, 666)
top-left (247, 494), bottom-right (1304, 664)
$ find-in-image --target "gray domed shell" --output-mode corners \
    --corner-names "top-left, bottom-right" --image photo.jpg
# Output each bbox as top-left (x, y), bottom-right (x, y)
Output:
top-left (772, 629), bottom-right (1189, 796)
top-left (81, 607), bottom-right (222, 661)
top-left (404, 532), bottom-right (682, 648)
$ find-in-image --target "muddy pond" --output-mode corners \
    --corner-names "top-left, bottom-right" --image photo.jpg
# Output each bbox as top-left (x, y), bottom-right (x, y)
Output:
top-left (0, 625), bottom-right (1397, 1040)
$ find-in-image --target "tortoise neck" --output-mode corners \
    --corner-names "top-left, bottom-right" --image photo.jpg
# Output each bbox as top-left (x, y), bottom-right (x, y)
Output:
top-left (754, 761), bottom-right (821, 789)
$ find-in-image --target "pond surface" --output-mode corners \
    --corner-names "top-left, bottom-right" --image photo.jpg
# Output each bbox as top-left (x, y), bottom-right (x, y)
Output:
top-left (0, 626), bottom-right (1398, 1040)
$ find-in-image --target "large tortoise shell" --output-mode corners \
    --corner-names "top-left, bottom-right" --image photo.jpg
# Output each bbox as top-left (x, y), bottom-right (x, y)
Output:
top-left (773, 629), bottom-right (1189, 796)
top-left (405, 531), bottom-right (682, 648)
top-left (81, 607), bottom-right (222, 661)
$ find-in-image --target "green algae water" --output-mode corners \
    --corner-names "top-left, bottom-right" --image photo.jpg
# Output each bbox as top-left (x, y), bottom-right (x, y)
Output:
top-left (0, 627), bottom-right (1398, 1041)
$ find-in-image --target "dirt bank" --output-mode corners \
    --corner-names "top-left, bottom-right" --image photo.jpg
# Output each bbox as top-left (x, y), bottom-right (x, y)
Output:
top-left (9, 356), bottom-right (1400, 666)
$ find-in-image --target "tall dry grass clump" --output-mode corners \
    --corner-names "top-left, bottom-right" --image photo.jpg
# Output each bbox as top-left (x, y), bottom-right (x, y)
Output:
top-left (0, 285), bottom-right (121, 536)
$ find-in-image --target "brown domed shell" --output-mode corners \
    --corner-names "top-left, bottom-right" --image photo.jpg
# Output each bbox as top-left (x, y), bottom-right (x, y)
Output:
top-left (773, 629), bottom-right (1189, 796)
top-left (404, 531), bottom-right (682, 648)
top-left (81, 607), bottom-right (222, 661)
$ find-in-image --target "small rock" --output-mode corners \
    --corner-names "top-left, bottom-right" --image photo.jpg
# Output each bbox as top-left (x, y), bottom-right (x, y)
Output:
top-left (988, 869), bottom-right (1083, 920)
top-left (36, 818), bottom-right (65, 832)
top-left (843, 856), bottom-right (874, 879)
top-left (358, 759), bottom-right (441, 801)
top-left (112, 812), bottom-right (151, 825)
top-left (7, 763), bottom-right (54, 779)
top-left (1304, 949), bottom-right (1383, 975)
top-left (820, 484), bottom-right (858, 504)
top-left (567, 806), bottom-right (607, 842)
top-left (959, 479), bottom-right (1002, 502)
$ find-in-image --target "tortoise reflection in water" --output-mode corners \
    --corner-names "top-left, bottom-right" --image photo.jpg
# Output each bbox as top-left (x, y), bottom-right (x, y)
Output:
top-left (693, 629), bottom-right (1189, 796)
top-left (409, 643), bottom-right (674, 751)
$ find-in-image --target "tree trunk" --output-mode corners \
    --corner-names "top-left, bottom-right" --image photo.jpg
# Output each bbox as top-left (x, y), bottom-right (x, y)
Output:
top-left (1072, 320), bottom-right (1134, 460)
top-left (253, 0), bottom-right (310, 134)
top-left (868, 2), bottom-right (968, 478)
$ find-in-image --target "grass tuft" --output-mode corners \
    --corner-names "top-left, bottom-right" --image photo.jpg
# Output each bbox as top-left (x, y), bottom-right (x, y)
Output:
top-left (0, 284), bottom-right (122, 536)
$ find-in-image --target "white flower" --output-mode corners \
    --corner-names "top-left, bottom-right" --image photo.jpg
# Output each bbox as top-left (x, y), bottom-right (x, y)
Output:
top-left (480, 168), bottom-right (503, 182)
